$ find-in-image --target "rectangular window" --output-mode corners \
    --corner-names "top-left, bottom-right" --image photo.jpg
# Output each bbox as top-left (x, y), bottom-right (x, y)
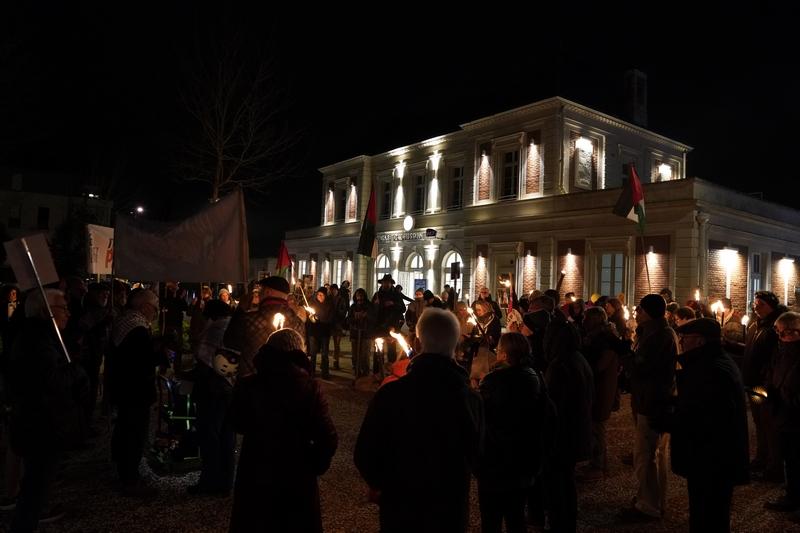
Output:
top-left (333, 259), bottom-right (343, 286)
top-left (599, 252), bottom-right (625, 296)
top-left (449, 167), bottom-right (464, 210)
top-left (335, 188), bottom-right (346, 222)
top-left (412, 175), bottom-right (425, 214)
top-left (8, 205), bottom-right (21, 229)
top-left (751, 253), bottom-right (762, 295)
top-left (380, 181), bottom-right (392, 220)
top-left (37, 207), bottom-right (50, 230)
top-left (500, 150), bottom-right (519, 200)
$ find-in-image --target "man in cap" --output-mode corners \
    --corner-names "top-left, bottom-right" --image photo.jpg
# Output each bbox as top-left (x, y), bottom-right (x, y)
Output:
top-left (657, 318), bottom-right (748, 532)
top-left (618, 294), bottom-right (677, 523)
top-left (223, 276), bottom-right (304, 378)
top-left (743, 290), bottom-right (787, 481)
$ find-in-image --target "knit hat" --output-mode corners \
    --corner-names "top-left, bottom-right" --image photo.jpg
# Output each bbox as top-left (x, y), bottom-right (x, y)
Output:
top-left (259, 276), bottom-right (290, 295)
top-left (638, 293), bottom-right (667, 319)
top-left (754, 291), bottom-right (780, 311)
top-left (676, 317), bottom-right (721, 339)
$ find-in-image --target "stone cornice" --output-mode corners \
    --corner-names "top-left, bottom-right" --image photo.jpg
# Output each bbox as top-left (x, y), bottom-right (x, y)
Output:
top-left (460, 98), bottom-right (562, 131)
top-left (318, 155), bottom-right (369, 174)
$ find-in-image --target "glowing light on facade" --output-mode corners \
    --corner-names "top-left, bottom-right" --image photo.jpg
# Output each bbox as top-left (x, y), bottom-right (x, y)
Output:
top-left (575, 137), bottom-right (594, 153)
top-left (780, 256), bottom-right (795, 304)
top-left (721, 247), bottom-right (738, 299)
top-left (658, 163), bottom-right (673, 181)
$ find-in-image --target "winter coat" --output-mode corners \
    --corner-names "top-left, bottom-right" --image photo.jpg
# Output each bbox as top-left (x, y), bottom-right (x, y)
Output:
top-left (478, 364), bottom-right (545, 490)
top-left (354, 353), bottom-right (484, 533)
top-left (306, 298), bottom-right (334, 339)
top-left (545, 349), bottom-right (594, 463)
top-left (583, 327), bottom-right (629, 421)
top-left (372, 288), bottom-right (405, 336)
top-left (222, 297), bottom-right (305, 378)
top-left (742, 307), bottom-right (785, 387)
top-left (7, 319), bottom-right (90, 454)
top-left (629, 317), bottom-right (677, 418)
top-left (769, 340), bottom-right (800, 433)
top-left (347, 301), bottom-right (376, 340)
top-left (404, 299), bottom-right (426, 332)
top-left (230, 346), bottom-right (337, 533)
top-left (475, 313), bottom-right (501, 351)
top-left (107, 312), bottom-right (165, 408)
top-left (664, 342), bottom-right (749, 485)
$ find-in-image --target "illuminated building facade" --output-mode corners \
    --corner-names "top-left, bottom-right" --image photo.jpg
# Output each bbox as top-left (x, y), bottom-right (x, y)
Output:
top-left (285, 97), bottom-right (800, 310)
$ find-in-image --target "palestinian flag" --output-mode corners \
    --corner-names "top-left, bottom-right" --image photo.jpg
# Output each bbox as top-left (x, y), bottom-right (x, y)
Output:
top-left (275, 240), bottom-right (291, 273)
top-left (613, 163), bottom-right (646, 232)
top-left (357, 182), bottom-right (377, 258)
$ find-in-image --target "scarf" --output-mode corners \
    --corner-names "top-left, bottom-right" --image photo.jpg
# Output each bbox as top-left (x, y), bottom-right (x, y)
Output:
top-left (112, 310), bottom-right (152, 347)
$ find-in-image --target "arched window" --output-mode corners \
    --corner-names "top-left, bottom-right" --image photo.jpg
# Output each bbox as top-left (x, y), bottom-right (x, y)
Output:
top-left (441, 250), bottom-right (464, 296)
top-left (397, 253), bottom-right (425, 295)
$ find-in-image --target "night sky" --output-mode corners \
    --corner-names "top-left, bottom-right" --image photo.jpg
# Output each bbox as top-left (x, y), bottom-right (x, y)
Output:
top-left (1, 5), bottom-right (794, 255)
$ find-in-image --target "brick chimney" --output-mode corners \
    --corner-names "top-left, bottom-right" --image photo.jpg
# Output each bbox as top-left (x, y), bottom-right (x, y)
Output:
top-left (624, 69), bottom-right (648, 128)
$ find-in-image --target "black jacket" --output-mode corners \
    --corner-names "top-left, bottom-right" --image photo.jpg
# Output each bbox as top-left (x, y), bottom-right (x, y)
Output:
top-left (663, 342), bottom-right (749, 485)
top-left (354, 353), bottom-right (484, 533)
top-left (583, 327), bottom-right (629, 422)
top-left (230, 346), bottom-right (337, 533)
top-left (769, 340), bottom-right (800, 433)
top-left (108, 325), bottom-right (165, 407)
top-left (347, 300), bottom-right (376, 340)
top-left (629, 317), bottom-right (677, 417)
top-left (545, 349), bottom-right (594, 463)
top-left (8, 319), bottom-right (90, 454)
top-left (306, 298), bottom-right (334, 338)
top-left (372, 288), bottom-right (405, 336)
top-left (478, 364), bottom-right (544, 489)
top-left (742, 307), bottom-right (784, 387)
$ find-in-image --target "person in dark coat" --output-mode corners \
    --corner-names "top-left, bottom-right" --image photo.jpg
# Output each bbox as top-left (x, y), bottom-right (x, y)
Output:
top-left (580, 307), bottom-right (630, 480)
top-left (188, 300), bottom-right (234, 497)
top-left (474, 287), bottom-right (502, 323)
top-left (307, 287), bottom-right (334, 379)
top-left (77, 282), bottom-right (112, 421)
top-left (108, 289), bottom-right (167, 497)
top-left (743, 291), bottom-right (787, 481)
top-left (372, 275), bottom-right (405, 364)
top-left (229, 328), bottom-right (337, 533)
top-left (8, 289), bottom-right (90, 531)
top-left (354, 308), bottom-right (484, 533)
top-left (618, 294), bottom-right (677, 523)
top-left (521, 309), bottom-right (550, 373)
top-left (477, 332), bottom-right (545, 533)
top-left (348, 288), bottom-right (376, 377)
top-left (764, 311), bottom-right (800, 513)
top-left (544, 321), bottom-right (594, 533)
top-left (223, 276), bottom-right (304, 378)
top-left (655, 318), bottom-right (749, 532)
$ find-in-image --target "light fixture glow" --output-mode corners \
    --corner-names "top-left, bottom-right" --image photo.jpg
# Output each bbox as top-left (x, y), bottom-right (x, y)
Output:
top-left (575, 137), bottom-right (594, 153)
top-left (395, 161), bottom-right (406, 179)
top-left (403, 215), bottom-right (414, 231)
top-left (429, 151), bottom-right (441, 172)
top-left (720, 247), bottom-right (738, 299)
top-left (780, 256), bottom-right (795, 304)
top-left (658, 163), bottom-right (673, 181)
top-left (135, 206), bottom-right (144, 214)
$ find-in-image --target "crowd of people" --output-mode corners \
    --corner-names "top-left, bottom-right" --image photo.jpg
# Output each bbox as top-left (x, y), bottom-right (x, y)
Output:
top-left (0, 273), bottom-right (799, 532)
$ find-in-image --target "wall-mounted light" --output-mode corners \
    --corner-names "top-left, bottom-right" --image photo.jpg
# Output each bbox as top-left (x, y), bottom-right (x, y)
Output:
top-left (658, 163), bottom-right (673, 181)
top-left (780, 256), bottom-right (795, 304)
top-left (429, 151), bottom-right (441, 172)
top-left (403, 215), bottom-right (414, 232)
top-left (575, 137), bottom-right (594, 154)
top-left (720, 246), bottom-right (739, 299)
top-left (395, 161), bottom-right (406, 179)
top-left (566, 247), bottom-right (572, 256)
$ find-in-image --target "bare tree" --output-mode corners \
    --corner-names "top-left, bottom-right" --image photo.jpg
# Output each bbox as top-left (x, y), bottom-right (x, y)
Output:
top-left (178, 41), bottom-right (301, 202)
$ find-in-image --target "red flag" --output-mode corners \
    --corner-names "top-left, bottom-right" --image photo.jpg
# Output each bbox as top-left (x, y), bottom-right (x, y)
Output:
top-left (357, 182), bottom-right (377, 258)
top-left (275, 241), bottom-right (291, 272)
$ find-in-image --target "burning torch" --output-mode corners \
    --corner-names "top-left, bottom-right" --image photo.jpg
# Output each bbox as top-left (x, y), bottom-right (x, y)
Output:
top-left (389, 330), bottom-right (412, 357)
top-left (272, 312), bottom-right (285, 330)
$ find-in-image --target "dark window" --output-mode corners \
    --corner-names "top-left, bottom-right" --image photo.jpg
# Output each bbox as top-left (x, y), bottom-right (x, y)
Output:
top-left (335, 188), bottom-right (346, 222)
top-left (500, 151), bottom-right (519, 200)
top-left (449, 167), bottom-right (464, 210)
top-left (380, 181), bottom-right (392, 220)
top-left (412, 175), bottom-right (425, 214)
top-left (8, 205), bottom-right (21, 229)
top-left (37, 207), bottom-right (50, 230)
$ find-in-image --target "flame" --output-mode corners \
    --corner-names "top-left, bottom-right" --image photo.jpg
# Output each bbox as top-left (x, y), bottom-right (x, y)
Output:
top-left (467, 307), bottom-right (476, 317)
top-left (304, 306), bottom-right (316, 316)
top-left (570, 295), bottom-right (577, 302)
top-left (374, 337), bottom-right (384, 352)
top-left (711, 300), bottom-right (723, 315)
top-left (467, 317), bottom-right (477, 326)
top-left (501, 279), bottom-right (511, 288)
top-left (272, 312), bottom-right (285, 330)
top-left (694, 289), bottom-right (700, 302)
top-left (389, 330), bottom-right (411, 356)
top-left (623, 305), bottom-right (630, 321)
top-left (749, 385), bottom-right (768, 404)
top-left (741, 315), bottom-right (750, 327)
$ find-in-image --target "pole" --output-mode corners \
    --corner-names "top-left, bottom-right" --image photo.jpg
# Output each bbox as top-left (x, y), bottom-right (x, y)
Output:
top-left (640, 233), bottom-right (652, 294)
top-left (20, 238), bottom-right (71, 363)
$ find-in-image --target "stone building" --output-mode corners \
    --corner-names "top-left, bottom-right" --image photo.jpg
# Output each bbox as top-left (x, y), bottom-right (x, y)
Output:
top-left (285, 97), bottom-right (800, 312)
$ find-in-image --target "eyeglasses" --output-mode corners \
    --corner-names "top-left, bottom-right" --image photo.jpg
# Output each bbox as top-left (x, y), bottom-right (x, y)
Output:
top-left (774, 327), bottom-right (800, 339)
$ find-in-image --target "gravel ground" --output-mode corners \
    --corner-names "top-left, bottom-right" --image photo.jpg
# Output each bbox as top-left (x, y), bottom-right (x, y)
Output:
top-left (1, 352), bottom-right (799, 532)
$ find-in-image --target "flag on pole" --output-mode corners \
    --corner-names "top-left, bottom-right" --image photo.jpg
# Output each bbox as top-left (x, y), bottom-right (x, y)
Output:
top-left (357, 182), bottom-right (377, 258)
top-left (115, 188), bottom-right (250, 282)
top-left (613, 163), bottom-right (646, 232)
top-left (275, 241), bottom-right (291, 273)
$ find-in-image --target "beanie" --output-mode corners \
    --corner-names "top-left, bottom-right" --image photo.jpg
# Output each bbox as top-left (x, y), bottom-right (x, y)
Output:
top-left (639, 293), bottom-right (667, 319)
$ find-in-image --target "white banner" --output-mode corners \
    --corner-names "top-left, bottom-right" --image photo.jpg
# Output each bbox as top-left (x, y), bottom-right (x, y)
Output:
top-left (87, 224), bottom-right (115, 275)
top-left (3, 234), bottom-right (59, 292)
top-left (114, 189), bottom-right (250, 283)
